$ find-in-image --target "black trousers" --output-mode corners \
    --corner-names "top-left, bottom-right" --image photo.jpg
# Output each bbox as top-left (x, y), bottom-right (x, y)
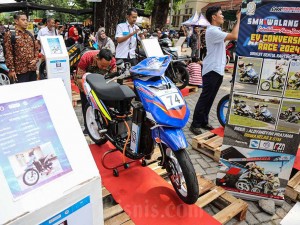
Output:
top-left (191, 71), bottom-right (223, 128)
top-left (80, 90), bottom-right (88, 127)
top-left (15, 71), bottom-right (37, 83)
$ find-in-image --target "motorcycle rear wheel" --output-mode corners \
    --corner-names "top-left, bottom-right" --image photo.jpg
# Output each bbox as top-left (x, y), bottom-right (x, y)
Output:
top-left (164, 145), bottom-right (199, 204)
top-left (84, 103), bottom-right (108, 145)
top-left (166, 64), bottom-right (189, 90)
top-left (23, 169), bottom-right (39, 186)
top-left (261, 81), bottom-right (270, 91)
top-left (235, 181), bottom-right (251, 191)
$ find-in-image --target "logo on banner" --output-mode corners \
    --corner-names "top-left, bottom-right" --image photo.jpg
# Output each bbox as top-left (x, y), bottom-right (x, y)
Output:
top-left (259, 141), bottom-right (274, 150)
top-left (249, 139), bottom-right (260, 148)
top-left (247, 2), bottom-right (257, 15)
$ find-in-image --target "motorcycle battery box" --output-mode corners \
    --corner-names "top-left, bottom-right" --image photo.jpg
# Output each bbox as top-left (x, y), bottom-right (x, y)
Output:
top-left (130, 101), bottom-right (145, 153)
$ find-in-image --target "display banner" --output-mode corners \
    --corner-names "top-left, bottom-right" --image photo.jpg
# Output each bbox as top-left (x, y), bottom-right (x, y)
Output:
top-left (216, 0), bottom-right (300, 202)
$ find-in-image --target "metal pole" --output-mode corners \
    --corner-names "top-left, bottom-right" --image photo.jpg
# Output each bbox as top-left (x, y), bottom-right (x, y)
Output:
top-left (94, 2), bottom-right (96, 32)
top-left (169, 0), bottom-right (173, 28)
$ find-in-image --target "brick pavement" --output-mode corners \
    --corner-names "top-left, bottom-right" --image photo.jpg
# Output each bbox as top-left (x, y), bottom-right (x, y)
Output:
top-left (73, 47), bottom-right (295, 225)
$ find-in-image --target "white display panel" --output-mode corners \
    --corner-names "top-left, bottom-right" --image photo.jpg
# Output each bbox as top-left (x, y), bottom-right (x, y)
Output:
top-left (40, 36), bottom-right (71, 100)
top-left (141, 39), bottom-right (164, 57)
top-left (0, 79), bottom-right (103, 225)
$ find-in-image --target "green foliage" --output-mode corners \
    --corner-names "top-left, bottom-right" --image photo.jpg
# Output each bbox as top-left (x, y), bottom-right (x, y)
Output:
top-left (143, 0), bottom-right (185, 14)
top-left (229, 114), bottom-right (268, 128)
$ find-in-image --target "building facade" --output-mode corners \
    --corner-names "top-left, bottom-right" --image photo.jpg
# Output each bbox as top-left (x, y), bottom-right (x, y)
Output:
top-left (171, 0), bottom-right (238, 29)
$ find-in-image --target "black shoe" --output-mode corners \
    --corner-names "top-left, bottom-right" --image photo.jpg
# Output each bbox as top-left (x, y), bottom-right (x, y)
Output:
top-left (200, 124), bottom-right (214, 131)
top-left (83, 128), bottom-right (88, 136)
top-left (189, 126), bottom-right (202, 135)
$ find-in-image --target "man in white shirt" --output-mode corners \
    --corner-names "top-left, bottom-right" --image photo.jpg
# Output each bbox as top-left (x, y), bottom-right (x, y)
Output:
top-left (115, 8), bottom-right (144, 66)
top-left (37, 18), bottom-right (57, 56)
top-left (190, 6), bottom-right (241, 135)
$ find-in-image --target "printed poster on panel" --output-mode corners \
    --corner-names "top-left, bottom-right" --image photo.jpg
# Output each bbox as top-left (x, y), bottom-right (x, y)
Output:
top-left (0, 95), bottom-right (72, 199)
top-left (216, 0), bottom-right (300, 202)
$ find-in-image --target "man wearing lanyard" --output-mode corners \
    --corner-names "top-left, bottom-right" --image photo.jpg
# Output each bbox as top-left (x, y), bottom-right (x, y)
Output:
top-left (190, 6), bottom-right (241, 135)
top-left (115, 8), bottom-right (144, 66)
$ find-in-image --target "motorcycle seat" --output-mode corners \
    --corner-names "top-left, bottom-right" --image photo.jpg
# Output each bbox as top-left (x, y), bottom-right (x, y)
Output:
top-left (86, 74), bottom-right (136, 101)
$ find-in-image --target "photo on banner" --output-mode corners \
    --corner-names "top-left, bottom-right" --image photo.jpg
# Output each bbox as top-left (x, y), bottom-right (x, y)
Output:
top-left (234, 56), bottom-right (263, 94)
top-left (217, 0), bottom-right (300, 202)
top-left (0, 95), bottom-right (72, 199)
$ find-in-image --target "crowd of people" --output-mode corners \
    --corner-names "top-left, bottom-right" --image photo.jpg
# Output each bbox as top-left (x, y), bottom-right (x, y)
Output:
top-left (1, 6), bottom-right (240, 136)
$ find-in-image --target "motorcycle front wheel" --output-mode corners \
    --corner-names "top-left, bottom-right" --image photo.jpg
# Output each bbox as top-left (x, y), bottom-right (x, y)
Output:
top-left (164, 145), bottom-right (199, 204)
top-left (23, 169), bottom-right (39, 186)
top-left (261, 81), bottom-right (270, 91)
top-left (166, 64), bottom-right (189, 90)
top-left (84, 103), bottom-right (108, 145)
top-left (217, 94), bottom-right (229, 127)
top-left (39, 61), bottom-right (47, 80)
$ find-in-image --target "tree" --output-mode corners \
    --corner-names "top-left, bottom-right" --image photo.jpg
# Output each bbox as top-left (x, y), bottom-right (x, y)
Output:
top-left (144, 0), bottom-right (185, 30)
top-left (94, 0), bottom-right (133, 38)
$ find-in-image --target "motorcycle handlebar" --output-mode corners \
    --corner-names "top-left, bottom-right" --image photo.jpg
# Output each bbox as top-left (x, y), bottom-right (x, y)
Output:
top-left (104, 71), bottom-right (120, 79)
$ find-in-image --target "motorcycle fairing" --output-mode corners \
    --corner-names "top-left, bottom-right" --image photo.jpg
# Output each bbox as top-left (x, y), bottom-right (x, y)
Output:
top-left (84, 79), bottom-right (112, 121)
top-left (90, 90), bottom-right (112, 121)
top-left (130, 56), bottom-right (171, 77)
top-left (152, 127), bottom-right (188, 151)
top-left (261, 108), bottom-right (272, 118)
top-left (134, 77), bottom-right (189, 128)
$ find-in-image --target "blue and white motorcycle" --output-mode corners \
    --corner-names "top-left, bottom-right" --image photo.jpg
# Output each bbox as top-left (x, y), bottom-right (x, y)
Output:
top-left (83, 56), bottom-right (199, 204)
top-left (0, 43), bottom-right (10, 86)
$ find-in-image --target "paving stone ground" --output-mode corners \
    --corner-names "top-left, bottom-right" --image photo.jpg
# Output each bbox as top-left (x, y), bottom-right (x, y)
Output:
top-left (73, 47), bottom-right (296, 225)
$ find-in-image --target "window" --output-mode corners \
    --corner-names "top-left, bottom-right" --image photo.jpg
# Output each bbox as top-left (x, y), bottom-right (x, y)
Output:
top-left (190, 8), bottom-right (193, 14)
top-left (185, 8), bottom-right (188, 14)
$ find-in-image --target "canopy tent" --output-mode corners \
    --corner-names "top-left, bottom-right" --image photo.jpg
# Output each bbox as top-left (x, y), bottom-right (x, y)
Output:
top-left (181, 11), bottom-right (199, 26)
top-left (182, 13), bottom-right (210, 27)
top-left (0, 2), bottom-right (93, 15)
top-left (193, 14), bottom-right (210, 27)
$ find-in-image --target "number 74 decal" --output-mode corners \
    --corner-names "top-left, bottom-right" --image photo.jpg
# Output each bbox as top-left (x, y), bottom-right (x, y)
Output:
top-left (160, 93), bottom-right (184, 110)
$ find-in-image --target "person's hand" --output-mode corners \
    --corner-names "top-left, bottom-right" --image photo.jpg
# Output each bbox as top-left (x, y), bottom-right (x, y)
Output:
top-left (133, 28), bottom-right (140, 35)
top-left (9, 70), bottom-right (17, 82)
top-left (29, 59), bottom-right (37, 66)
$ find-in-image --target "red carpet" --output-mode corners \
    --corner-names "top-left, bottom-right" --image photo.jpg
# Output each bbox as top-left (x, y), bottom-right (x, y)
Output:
top-left (211, 127), bottom-right (224, 137)
top-left (90, 144), bottom-right (221, 225)
top-left (294, 148), bottom-right (300, 170)
top-left (180, 87), bottom-right (189, 97)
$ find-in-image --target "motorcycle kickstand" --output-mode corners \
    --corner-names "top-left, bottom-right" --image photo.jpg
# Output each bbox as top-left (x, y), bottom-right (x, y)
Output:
top-left (101, 149), bottom-right (136, 177)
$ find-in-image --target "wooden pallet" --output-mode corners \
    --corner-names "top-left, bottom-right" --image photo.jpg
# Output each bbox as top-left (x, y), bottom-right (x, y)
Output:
top-left (72, 91), bottom-right (81, 107)
top-left (196, 176), bottom-right (248, 224)
top-left (285, 171), bottom-right (300, 202)
top-left (192, 131), bottom-right (223, 162)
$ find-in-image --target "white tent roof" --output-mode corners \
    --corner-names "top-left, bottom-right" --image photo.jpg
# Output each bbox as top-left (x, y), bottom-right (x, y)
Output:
top-left (182, 11), bottom-right (199, 26)
top-left (193, 14), bottom-right (210, 26)
top-left (182, 13), bottom-right (211, 27)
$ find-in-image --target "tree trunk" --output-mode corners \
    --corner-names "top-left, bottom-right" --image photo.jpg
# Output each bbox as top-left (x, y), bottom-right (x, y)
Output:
top-left (95, 0), bottom-right (133, 39)
top-left (151, 0), bottom-right (170, 31)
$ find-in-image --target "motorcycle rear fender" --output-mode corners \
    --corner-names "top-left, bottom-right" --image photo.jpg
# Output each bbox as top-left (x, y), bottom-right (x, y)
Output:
top-left (152, 126), bottom-right (188, 151)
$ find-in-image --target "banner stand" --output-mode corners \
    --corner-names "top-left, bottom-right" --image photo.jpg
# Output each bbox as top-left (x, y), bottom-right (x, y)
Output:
top-left (217, 0), bottom-right (300, 204)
